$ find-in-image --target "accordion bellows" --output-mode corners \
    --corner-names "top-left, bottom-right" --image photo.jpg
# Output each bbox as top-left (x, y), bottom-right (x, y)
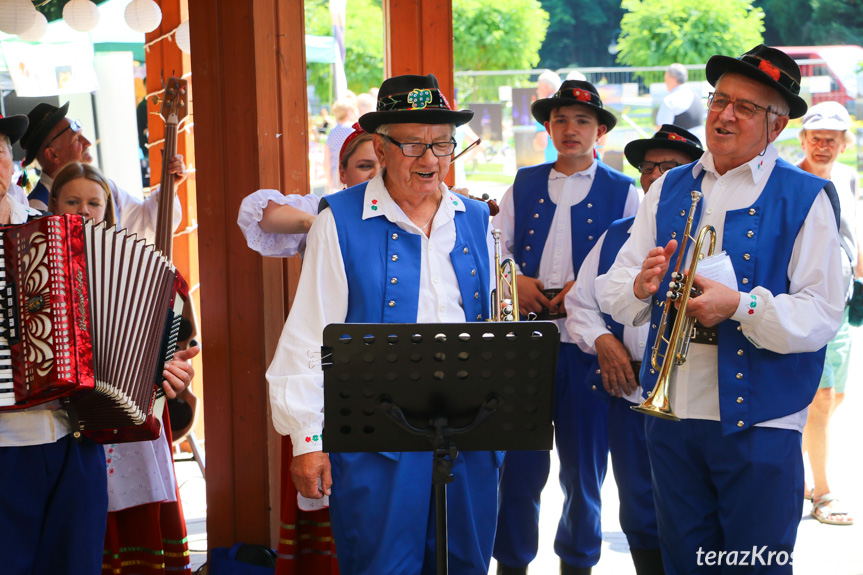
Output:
top-left (0, 215), bottom-right (184, 443)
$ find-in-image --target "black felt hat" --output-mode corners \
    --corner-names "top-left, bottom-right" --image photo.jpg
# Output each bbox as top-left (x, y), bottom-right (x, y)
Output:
top-left (20, 101), bottom-right (70, 166)
top-left (358, 74), bottom-right (473, 133)
top-left (705, 44), bottom-right (807, 119)
top-left (531, 80), bottom-right (617, 131)
top-left (0, 114), bottom-right (29, 147)
top-left (624, 124), bottom-right (704, 169)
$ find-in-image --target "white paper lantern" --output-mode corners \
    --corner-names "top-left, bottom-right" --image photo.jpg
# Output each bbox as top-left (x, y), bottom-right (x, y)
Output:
top-left (125, 0), bottom-right (162, 34)
top-left (0, 0), bottom-right (37, 35)
top-left (63, 0), bottom-right (100, 33)
top-left (175, 19), bottom-right (191, 54)
top-left (18, 10), bottom-right (48, 41)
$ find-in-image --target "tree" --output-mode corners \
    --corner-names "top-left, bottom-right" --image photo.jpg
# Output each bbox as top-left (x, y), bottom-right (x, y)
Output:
top-left (536, 0), bottom-right (628, 69)
top-left (615, 0), bottom-right (765, 68)
top-left (756, 0), bottom-right (814, 46)
top-left (305, 0), bottom-right (384, 103)
top-left (453, 0), bottom-right (549, 71)
top-left (809, 0), bottom-right (863, 46)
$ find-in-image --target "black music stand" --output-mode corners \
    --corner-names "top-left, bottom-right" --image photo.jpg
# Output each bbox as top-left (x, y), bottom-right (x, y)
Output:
top-left (322, 321), bottom-right (559, 575)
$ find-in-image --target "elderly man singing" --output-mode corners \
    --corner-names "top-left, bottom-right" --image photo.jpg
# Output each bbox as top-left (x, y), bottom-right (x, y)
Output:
top-left (267, 74), bottom-right (499, 575)
top-left (597, 45), bottom-right (845, 574)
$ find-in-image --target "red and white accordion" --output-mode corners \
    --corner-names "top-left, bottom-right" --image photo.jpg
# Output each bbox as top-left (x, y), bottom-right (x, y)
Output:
top-left (0, 214), bottom-right (185, 443)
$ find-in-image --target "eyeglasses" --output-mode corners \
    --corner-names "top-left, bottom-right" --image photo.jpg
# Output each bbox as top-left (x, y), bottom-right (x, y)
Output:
top-left (45, 119), bottom-right (82, 148)
top-left (636, 160), bottom-right (682, 175)
top-left (707, 93), bottom-right (776, 120)
top-left (381, 134), bottom-right (457, 157)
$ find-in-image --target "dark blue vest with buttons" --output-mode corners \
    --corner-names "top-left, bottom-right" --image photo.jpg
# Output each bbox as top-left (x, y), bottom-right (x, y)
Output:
top-left (512, 161), bottom-right (632, 279)
top-left (642, 159), bottom-right (828, 434)
top-left (324, 183), bottom-right (491, 324)
top-left (584, 216), bottom-right (633, 396)
top-left (28, 181), bottom-right (49, 208)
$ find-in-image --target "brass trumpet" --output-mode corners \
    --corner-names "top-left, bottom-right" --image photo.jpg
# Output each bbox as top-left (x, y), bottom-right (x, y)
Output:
top-left (632, 191), bottom-right (716, 420)
top-left (490, 229), bottom-right (520, 321)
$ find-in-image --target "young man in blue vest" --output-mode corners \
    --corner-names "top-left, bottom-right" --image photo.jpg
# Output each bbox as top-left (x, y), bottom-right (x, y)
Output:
top-left (597, 45), bottom-right (845, 574)
top-left (267, 74), bottom-right (502, 575)
top-left (565, 125), bottom-right (704, 575)
top-left (492, 80), bottom-right (639, 575)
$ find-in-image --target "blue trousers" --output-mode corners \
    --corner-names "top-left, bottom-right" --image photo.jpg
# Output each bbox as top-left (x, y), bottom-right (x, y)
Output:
top-left (607, 397), bottom-right (660, 552)
top-left (494, 343), bottom-right (608, 569)
top-left (0, 435), bottom-right (108, 575)
top-left (329, 450), bottom-right (503, 575)
top-left (645, 418), bottom-right (803, 575)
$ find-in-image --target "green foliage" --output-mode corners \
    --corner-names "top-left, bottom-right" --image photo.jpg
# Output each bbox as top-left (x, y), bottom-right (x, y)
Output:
top-left (453, 0), bottom-right (548, 71)
top-left (756, 0), bottom-right (814, 45)
top-left (305, 0), bottom-right (384, 104)
top-left (453, 0), bottom-right (549, 103)
top-left (537, 0), bottom-right (627, 69)
top-left (615, 0), bottom-right (765, 67)
top-left (808, 0), bottom-right (863, 45)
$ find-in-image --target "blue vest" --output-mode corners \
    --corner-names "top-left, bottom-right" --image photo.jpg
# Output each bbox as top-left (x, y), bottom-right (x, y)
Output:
top-left (28, 181), bottom-right (49, 208)
top-left (512, 162), bottom-right (632, 279)
top-left (642, 160), bottom-right (829, 434)
top-left (324, 183), bottom-right (491, 324)
top-left (584, 216), bottom-right (633, 396)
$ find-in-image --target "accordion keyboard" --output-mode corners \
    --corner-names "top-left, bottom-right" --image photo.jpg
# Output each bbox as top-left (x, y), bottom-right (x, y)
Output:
top-left (0, 231), bottom-right (13, 406)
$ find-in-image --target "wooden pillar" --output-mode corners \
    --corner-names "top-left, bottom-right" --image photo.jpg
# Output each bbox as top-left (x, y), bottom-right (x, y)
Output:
top-left (383, 0), bottom-right (456, 185)
top-left (188, 0), bottom-right (308, 547)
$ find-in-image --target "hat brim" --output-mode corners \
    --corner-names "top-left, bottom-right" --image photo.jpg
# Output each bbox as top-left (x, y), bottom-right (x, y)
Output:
top-left (531, 99), bottom-right (617, 132)
top-left (0, 116), bottom-right (29, 147)
top-left (624, 138), bottom-right (704, 170)
top-left (22, 101), bottom-right (70, 166)
top-left (358, 109), bottom-right (474, 133)
top-left (706, 55), bottom-right (807, 119)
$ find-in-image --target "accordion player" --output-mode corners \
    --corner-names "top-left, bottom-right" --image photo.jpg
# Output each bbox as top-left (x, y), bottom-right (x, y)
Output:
top-left (0, 213), bottom-right (185, 444)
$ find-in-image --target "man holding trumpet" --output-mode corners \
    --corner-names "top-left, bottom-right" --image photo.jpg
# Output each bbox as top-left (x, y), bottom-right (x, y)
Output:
top-left (597, 45), bottom-right (844, 574)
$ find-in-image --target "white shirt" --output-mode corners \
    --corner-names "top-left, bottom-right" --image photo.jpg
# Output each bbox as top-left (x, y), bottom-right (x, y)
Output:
top-left (267, 172), bottom-right (494, 456)
top-left (797, 159), bottom-right (859, 297)
top-left (492, 159), bottom-right (640, 343)
top-left (656, 84), bottom-right (696, 126)
top-left (596, 145), bottom-right (845, 431)
top-left (566, 226), bottom-right (648, 404)
top-left (31, 172), bottom-right (182, 244)
top-left (237, 189), bottom-right (322, 258)
top-left (0, 193), bottom-right (75, 447)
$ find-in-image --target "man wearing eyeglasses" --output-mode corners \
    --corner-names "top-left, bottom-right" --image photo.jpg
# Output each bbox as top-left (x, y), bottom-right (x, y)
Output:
top-left (19, 102), bottom-right (184, 243)
top-left (796, 101), bottom-right (859, 527)
top-left (267, 74), bottom-right (501, 575)
top-left (597, 45), bottom-right (844, 574)
top-left (558, 125), bottom-right (704, 575)
top-left (491, 80), bottom-right (639, 575)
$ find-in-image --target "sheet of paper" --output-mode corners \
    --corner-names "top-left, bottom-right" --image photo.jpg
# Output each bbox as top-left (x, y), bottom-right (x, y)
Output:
top-left (693, 251), bottom-right (738, 290)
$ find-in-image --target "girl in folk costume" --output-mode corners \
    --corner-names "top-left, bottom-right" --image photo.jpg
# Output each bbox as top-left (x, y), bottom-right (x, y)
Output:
top-left (49, 162), bottom-right (201, 575)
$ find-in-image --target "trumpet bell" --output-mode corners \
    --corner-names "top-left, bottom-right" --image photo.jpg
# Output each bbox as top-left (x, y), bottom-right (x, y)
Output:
top-left (630, 402), bottom-right (681, 421)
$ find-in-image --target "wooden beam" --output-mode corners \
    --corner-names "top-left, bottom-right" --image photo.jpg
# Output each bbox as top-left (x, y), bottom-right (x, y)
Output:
top-left (383, 0), bottom-right (456, 185)
top-left (188, 0), bottom-right (308, 548)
